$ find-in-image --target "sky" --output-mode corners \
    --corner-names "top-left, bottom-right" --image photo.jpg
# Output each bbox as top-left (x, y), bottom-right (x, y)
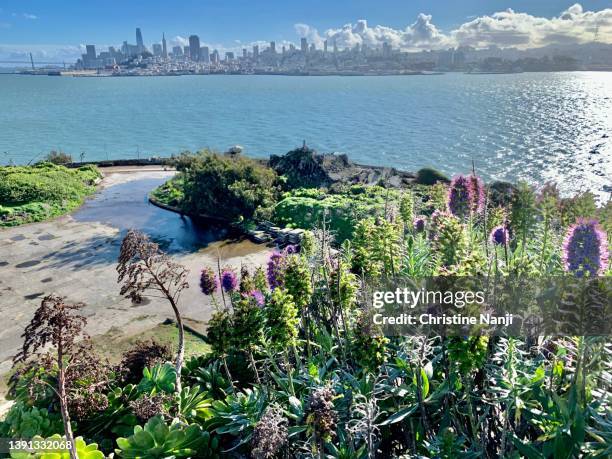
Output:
top-left (0, 1), bottom-right (611, 62)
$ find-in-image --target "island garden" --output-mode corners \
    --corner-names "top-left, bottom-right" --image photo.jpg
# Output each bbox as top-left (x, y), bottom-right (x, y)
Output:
top-left (0, 147), bottom-right (610, 458)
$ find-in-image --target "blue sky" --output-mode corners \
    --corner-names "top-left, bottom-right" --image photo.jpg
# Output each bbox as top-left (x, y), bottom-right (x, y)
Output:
top-left (0, 1), bottom-right (611, 61)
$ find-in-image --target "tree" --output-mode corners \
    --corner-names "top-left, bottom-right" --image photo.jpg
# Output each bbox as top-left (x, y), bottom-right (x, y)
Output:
top-left (117, 230), bottom-right (189, 392)
top-left (12, 295), bottom-right (87, 459)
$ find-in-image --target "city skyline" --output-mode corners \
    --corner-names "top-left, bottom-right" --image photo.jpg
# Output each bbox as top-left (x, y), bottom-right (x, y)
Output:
top-left (0, 2), bottom-right (611, 64)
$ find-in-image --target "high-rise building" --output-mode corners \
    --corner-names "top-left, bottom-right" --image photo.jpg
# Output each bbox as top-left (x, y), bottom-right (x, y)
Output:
top-left (270, 41), bottom-right (276, 53)
top-left (189, 35), bottom-right (201, 61)
top-left (162, 33), bottom-right (168, 59)
top-left (201, 46), bottom-right (210, 63)
top-left (310, 43), bottom-right (316, 53)
top-left (323, 40), bottom-right (328, 53)
top-left (183, 45), bottom-right (190, 56)
top-left (86, 45), bottom-right (96, 61)
top-left (225, 52), bottom-right (235, 61)
top-left (172, 46), bottom-right (183, 57)
top-left (333, 40), bottom-right (338, 54)
top-left (136, 28), bottom-right (144, 53)
top-left (242, 48), bottom-right (247, 59)
top-left (152, 44), bottom-right (162, 56)
top-left (211, 49), bottom-right (219, 64)
top-left (301, 38), bottom-right (308, 54)
top-left (253, 45), bottom-right (259, 59)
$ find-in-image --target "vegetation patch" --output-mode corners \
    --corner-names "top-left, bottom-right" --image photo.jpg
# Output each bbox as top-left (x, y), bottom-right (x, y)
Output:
top-left (0, 163), bottom-right (101, 227)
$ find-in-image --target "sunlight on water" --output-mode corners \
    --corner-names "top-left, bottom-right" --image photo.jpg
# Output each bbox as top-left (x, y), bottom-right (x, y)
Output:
top-left (0, 72), bottom-right (610, 198)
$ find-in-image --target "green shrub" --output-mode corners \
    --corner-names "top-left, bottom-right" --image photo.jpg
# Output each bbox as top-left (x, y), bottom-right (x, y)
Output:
top-left (0, 402), bottom-right (63, 439)
top-left (415, 167), bottom-right (449, 185)
top-left (0, 163), bottom-right (100, 226)
top-left (177, 150), bottom-right (279, 222)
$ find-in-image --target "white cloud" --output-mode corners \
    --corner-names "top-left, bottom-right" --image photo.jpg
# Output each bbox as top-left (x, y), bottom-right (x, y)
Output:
top-left (23, 13), bottom-right (38, 20)
top-left (299, 3), bottom-right (612, 51)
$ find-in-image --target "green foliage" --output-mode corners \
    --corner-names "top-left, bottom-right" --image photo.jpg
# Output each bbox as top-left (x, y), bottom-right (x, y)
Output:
top-left (176, 150), bottom-right (279, 222)
top-left (138, 363), bottom-right (177, 395)
top-left (42, 150), bottom-right (73, 165)
top-left (206, 310), bottom-right (234, 356)
top-left (1, 402), bottom-right (63, 439)
top-left (273, 185), bottom-right (401, 243)
top-left (0, 163), bottom-right (100, 226)
top-left (283, 255), bottom-right (313, 310)
top-left (10, 435), bottom-right (104, 459)
top-left (415, 167), bottom-right (450, 185)
top-left (231, 297), bottom-right (264, 350)
top-left (115, 415), bottom-right (210, 458)
top-left (264, 288), bottom-right (299, 349)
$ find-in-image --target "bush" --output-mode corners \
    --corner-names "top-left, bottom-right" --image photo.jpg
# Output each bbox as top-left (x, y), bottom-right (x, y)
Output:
top-left (415, 167), bottom-right (449, 185)
top-left (177, 150), bottom-right (279, 222)
top-left (42, 150), bottom-right (73, 165)
top-left (0, 163), bottom-right (100, 226)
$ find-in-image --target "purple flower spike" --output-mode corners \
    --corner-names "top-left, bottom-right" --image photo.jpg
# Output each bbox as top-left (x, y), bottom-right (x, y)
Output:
top-left (562, 218), bottom-right (609, 277)
top-left (221, 267), bottom-right (238, 292)
top-left (267, 251), bottom-right (286, 289)
top-left (413, 216), bottom-right (426, 233)
top-left (249, 290), bottom-right (265, 307)
top-left (469, 174), bottom-right (485, 213)
top-left (447, 175), bottom-right (472, 218)
top-left (200, 267), bottom-right (219, 295)
top-left (490, 225), bottom-right (509, 246)
top-left (284, 244), bottom-right (298, 255)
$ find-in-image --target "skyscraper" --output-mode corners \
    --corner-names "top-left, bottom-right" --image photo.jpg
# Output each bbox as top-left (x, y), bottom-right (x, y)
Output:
top-left (201, 46), bottom-right (210, 63)
top-left (86, 45), bottom-right (96, 61)
top-left (323, 39), bottom-right (328, 53)
top-left (162, 33), bottom-right (168, 59)
top-left (270, 41), bottom-right (276, 53)
top-left (189, 35), bottom-right (201, 61)
top-left (152, 44), bottom-right (162, 56)
top-left (253, 45), bottom-right (259, 59)
top-left (243, 48), bottom-right (247, 59)
top-left (172, 46), bottom-right (183, 57)
top-left (136, 28), bottom-right (144, 53)
top-left (301, 38), bottom-right (308, 54)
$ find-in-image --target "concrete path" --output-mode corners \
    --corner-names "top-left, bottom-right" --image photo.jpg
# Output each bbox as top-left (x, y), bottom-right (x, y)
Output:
top-left (0, 169), bottom-right (271, 399)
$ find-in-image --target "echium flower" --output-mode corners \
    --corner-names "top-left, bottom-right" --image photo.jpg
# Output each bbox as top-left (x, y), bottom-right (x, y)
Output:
top-left (251, 405), bottom-right (288, 459)
top-left (307, 386), bottom-right (337, 443)
top-left (447, 175), bottom-right (472, 218)
top-left (267, 251), bottom-right (286, 289)
top-left (562, 218), bottom-right (609, 277)
top-left (199, 267), bottom-right (218, 295)
top-left (413, 216), bottom-right (426, 233)
top-left (248, 290), bottom-right (265, 307)
top-left (490, 225), bottom-right (509, 246)
top-left (469, 174), bottom-right (485, 213)
top-left (221, 267), bottom-right (238, 292)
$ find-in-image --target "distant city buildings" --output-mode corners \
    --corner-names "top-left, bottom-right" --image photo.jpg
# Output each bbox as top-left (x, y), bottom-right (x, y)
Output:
top-left (189, 35), bottom-right (201, 61)
top-left (72, 26), bottom-right (610, 75)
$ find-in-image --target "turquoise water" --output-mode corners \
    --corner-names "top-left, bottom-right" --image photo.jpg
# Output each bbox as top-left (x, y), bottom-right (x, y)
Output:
top-left (1, 72), bottom-right (610, 196)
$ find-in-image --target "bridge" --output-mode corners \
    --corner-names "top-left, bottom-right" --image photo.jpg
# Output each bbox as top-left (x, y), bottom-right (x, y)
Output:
top-left (0, 60), bottom-right (65, 65)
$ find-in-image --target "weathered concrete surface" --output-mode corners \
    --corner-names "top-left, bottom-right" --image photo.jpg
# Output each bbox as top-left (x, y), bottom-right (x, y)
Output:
top-left (0, 169), bottom-right (271, 403)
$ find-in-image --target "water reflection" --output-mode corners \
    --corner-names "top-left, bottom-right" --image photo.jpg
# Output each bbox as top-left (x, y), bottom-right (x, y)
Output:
top-left (73, 173), bottom-right (238, 253)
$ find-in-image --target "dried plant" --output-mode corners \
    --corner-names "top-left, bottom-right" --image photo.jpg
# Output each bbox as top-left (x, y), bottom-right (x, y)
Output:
top-left (117, 229), bottom-right (189, 392)
top-left (12, 295), bottom-right (89, 459)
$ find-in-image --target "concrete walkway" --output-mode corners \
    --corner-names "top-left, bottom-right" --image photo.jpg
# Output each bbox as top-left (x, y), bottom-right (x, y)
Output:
top-left (0, 169), bottom-right (271, 398)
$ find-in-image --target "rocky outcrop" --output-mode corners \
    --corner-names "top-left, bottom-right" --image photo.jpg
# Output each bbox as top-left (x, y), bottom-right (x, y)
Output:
top-left (269, 145), bottom-right (416, 189)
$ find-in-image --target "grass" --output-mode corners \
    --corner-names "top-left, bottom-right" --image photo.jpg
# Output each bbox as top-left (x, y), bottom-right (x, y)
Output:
top-left (0, 163), bottom-right (101, 227)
